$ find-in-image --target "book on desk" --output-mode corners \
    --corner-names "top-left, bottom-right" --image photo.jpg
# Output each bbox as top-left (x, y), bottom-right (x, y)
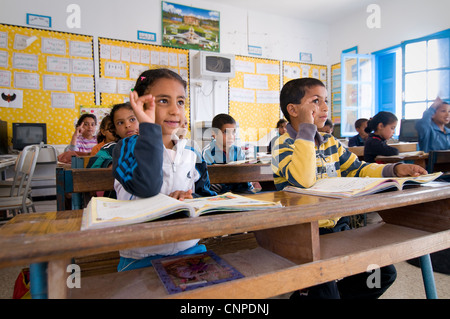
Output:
top-left (81, 192), bottom-right (281, 230)
top-left (283, 172), bottom-right (443, 199)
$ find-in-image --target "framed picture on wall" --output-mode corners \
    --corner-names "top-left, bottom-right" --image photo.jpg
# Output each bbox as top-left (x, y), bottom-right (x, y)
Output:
top-left (162, 1), bottom-right (220, 52)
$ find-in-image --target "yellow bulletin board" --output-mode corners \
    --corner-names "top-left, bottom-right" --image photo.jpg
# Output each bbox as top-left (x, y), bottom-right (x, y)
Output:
top-left (282, 60), bottom-right (328, 87)
top-left (330, 63), bottom-right (341, 123)
top-left (97, 37), bottom-right (190, 129)
top-left (228, 55), bottom-right (280, 142)
top-left (0, 24), bottom-right (95, 146)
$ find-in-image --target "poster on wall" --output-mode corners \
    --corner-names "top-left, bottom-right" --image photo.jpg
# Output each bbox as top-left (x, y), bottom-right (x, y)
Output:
top-left (162, 1), bottom-right (219, 52)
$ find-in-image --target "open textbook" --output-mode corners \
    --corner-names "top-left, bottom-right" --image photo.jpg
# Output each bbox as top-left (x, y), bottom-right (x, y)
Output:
top-left (81, 192), bottom-right (281, 230)
top-left (283, 172), bottom-right (443, 199)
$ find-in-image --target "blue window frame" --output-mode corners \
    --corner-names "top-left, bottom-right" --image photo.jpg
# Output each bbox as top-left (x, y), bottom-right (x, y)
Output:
top-left (402, 29), bottom-right (450, 119)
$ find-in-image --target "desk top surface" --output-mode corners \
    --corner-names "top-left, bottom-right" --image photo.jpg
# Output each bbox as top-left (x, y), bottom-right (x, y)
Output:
top-left (1, 183), bottom-right (450, 268)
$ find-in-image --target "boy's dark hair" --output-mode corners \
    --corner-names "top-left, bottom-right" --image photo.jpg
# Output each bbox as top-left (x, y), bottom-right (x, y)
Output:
top-left (276, 118), bottom-right (287, 128)
top-left (212, 113), bottom-right (236, 130)
top-left (354, 118), bottom-right (368, 129)
top-left (76, 113), bottom-right (97, 127)
top-left (280, 78), bottom-right (325, 122)
top-left (365, 111), bottom-right (398, 134)
top-left (109, 102), bottom-right (133, 139)
top-left (133, 68), bottom-right (187, 97)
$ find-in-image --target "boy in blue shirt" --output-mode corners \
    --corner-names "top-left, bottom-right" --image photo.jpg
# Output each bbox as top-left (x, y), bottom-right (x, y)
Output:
top-left (415, 97), bottom-right (450, 152)
top-left (202, 113), bottom-right (255, 194)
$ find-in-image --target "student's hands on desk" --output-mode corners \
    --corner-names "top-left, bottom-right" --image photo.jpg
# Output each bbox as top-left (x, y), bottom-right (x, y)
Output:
top-left (394, 163), bottom-right (428, 177)
top-left (170, 189), bottom-right (193, 201)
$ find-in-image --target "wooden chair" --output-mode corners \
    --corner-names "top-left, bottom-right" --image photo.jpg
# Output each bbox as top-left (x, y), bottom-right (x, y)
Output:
top-left (426, 150), bottom-right (450, 182)
top-left (0, 145), bottom-right (40, 216)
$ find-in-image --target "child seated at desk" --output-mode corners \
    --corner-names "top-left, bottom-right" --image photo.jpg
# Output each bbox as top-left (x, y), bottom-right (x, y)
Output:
top-left (90, 115), bottom-right (116, 156)
top-left (112, 68), bottom-right (216, 272)
top-left (272, 77), bottom-right (426, 299)
top-left (348, 118), bottom-right (368, 147)
top-left (363, 111), bottom-right (400, 163)
top-left (202, 113), bottom-right (255, 194)
top-left (415, 96), bottom-right (450, 153)
top-left (87, 102), bottom-right (139, 169)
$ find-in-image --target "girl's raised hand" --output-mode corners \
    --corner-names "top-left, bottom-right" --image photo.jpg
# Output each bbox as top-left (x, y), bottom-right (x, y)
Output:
top-left (129, 90), bottom-right (156, 124)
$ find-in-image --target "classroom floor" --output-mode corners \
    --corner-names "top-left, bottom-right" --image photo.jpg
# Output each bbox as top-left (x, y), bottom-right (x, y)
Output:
top-left (0, 200), bottom-right (449, 299)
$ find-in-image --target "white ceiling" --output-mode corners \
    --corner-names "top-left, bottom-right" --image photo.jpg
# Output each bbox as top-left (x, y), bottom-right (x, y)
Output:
top-left (204, 0), bottom-right (377, 24)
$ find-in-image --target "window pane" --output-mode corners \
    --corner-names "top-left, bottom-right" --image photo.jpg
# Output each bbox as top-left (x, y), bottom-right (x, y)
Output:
top-left (428, 38), bottom-right (449, 69)
top-left (360, 83), bottom-right (373, 108)
top-left (360, 58), bottom-right (372, 82)
top-left (405, 72), bottom-right (426, 102)
top-left (344, 58), bottom-right (358, 81)
top-left (404, 102), bottom-right (426, 119)
top-left (405, 42), bottom-right (427, 72)
top-left (346, 83), bottom-right (358, 106)
top-left (428, 69), bottom-right (450, 100)
top-left (343, 109), bottom-right (358, 134)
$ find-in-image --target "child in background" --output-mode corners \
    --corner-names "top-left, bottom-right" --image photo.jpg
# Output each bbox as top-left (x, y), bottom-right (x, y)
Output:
top-left (66, 114), bottom-right (97, 153)
top-left (348, 118), bottom-right (368, 147)
top-left (363, 112), bottom-right (399, 163)
top-left (90, 115), bottom-right (116, 156)
top-left (268, 118), bottom-right (287, 154)
top-left (272, 77), bottom-right (426, 299)
top-left (415, 97), bottom-right (450, 152)
top-left (202, 113), bottom-right (255, 194)
top-left (87, 102), bottom-right (139, 169)
top-left (318, 118), bottom-right (333, 134)
top-left (112, 68), bottom-right (216, 272)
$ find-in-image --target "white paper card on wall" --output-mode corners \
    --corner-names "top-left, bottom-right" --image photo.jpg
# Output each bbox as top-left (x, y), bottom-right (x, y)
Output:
top-left (140, 50), bottom-right (150, 64)
top-left (256, 63), bottom-right (279, 75)
top-left (104, 62), bottom-right (126, 77)
top-left (0, 70), bottom-right (11, 87)
top-left (169, 53), bottom-right (178, 67)
top-left (97, 78), bottom-right (117, 93)
top-left (13, 34), bottom-right (32, 50)
top-left (72, 59), bottom-right (94, 75)
top-left (151, 51), bottom-right (160, 65)
top-left (47, 56), bottom-right (70, 73)
top-left (235, 60), bottom-right (255, 73)
top-left (13, 53), bottom-right (38, 70)
top-left (42, 38), bottom-right (66, 55)
top-left (229, 87), bottom-right (255, 103)
top-left (51, 92), bottom-right (75, 108)
top-left (100, 44), bottom-right (111, 59)
top-left (243, 74), bottom-right (268, 90)
top-left (0, 89), bottom-right (23, 108)
top-left (0, 32), bottom-right (8, 49)
top-left (69, 41), bottom-right (92, 57)
top-left (131, 49), bottom-right (140, 63)
top-left (320, 69), bottom-right (327, 81)
top-left (110, 46), bottom-right (121, 61)
top-left (71, 76), bottom-right (94, 92)
top-left (301, 65), bottom-right (310, 77)
top-left (159, 52), bottom-right (168, 66)
top-left (256, 91), bottom-right (279, 104)
top-left (14, 72), bottom-right (40, 89)
top-left (178, 54), bottom-right (187, 68)
top-left (129, 64), bottom-right (148, 79)
top-left (121, 47), bottom-right (130, 62)
top-left (117, 79), bottom-right (135, 94)
top-left (179, 69), bottom-right (188, 81)
top-left (43, 74), bottom-right (67, 91)
top-left (0, 51), bottom-right (8, 68)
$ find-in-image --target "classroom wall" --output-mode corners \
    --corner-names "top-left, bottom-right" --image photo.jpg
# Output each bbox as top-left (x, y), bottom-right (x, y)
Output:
top-left (329, 0), bottom-right (450, 62)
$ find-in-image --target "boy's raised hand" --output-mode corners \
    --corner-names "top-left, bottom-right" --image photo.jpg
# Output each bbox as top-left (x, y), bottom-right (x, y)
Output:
top-left (129, 90), bottom-right (156, 124)
top-left (292, 97), bottom-right (318, 125)
top-left (394, 163), bottom-right (428, 177)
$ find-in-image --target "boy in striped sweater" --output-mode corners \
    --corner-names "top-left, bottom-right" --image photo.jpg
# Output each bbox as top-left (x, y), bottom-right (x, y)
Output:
top-left (271, 78), bottom-right (426, 299)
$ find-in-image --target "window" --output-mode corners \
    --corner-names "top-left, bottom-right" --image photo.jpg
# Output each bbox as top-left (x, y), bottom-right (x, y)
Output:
top-left (340, 53), bottom-right (375, 137)
top-left (402, 29), bottom-right (450, 119)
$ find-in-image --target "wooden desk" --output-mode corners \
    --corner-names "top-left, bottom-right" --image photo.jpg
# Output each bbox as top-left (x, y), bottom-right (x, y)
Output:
top-left (375, 153), bottom-right (429, 169)
top-left (1, 185), bottom-right (449, 299)
top-left (56, 163), bottom-right (274, 210)
top-left (348, 142), bottom-right (418, 160)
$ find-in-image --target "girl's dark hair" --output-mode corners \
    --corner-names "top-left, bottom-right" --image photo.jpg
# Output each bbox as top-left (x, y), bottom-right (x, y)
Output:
top-left (96, 115), bottom-right (112, 143)
top-left (280, 78), bottom-right (325, 122)
top-left (365, 111), bottom-right (398, 134)
top-left (133, 68), bottom-right (187, 97)
top-left (109, 102), bottom-right (133, 139)
top-left (76, 113), bottom-right (97, 127)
